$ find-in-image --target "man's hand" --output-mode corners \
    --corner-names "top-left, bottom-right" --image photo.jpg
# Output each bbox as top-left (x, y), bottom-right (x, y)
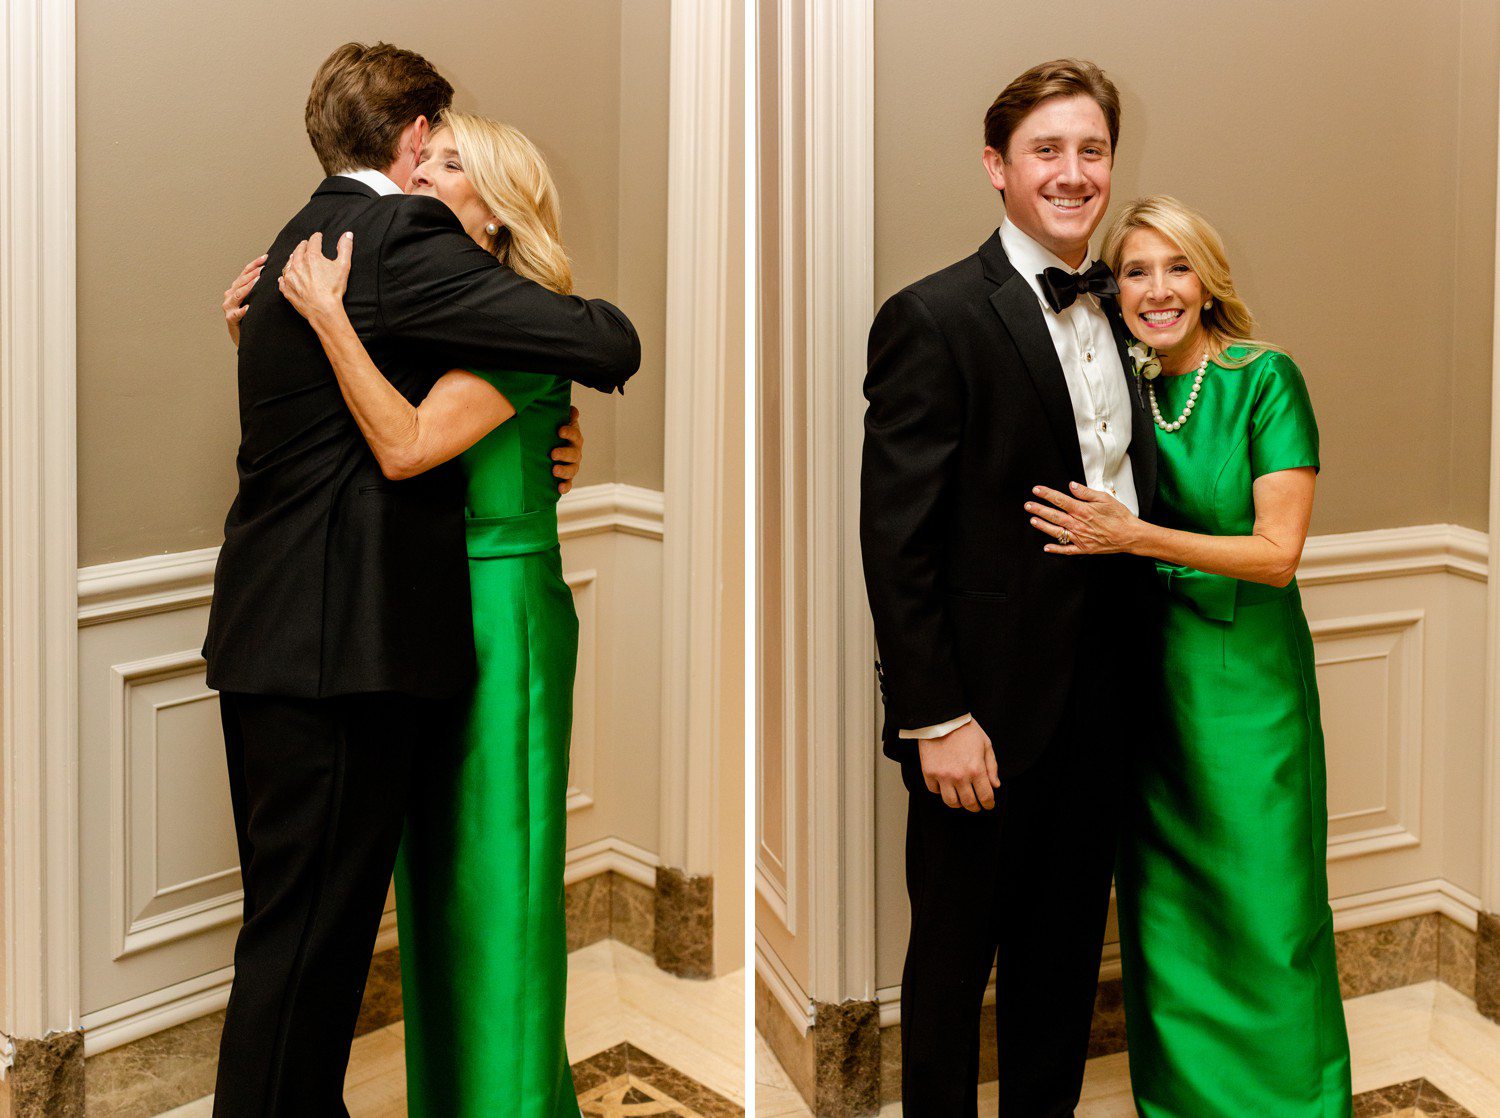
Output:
top-left (918, 719), bottom-right (1001, 811)
top-left (552, 406), bottom-right (584, 495)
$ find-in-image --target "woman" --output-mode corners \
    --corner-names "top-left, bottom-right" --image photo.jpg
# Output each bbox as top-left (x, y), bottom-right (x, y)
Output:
top-left (225, 112), bottom-right (587, 1118)
top-left (1024, 195), bottom-right (1352, 1116)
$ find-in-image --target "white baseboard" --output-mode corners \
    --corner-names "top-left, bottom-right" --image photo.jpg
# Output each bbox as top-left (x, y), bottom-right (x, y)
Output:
top-left (1331, 878), bottom-right (1483, 933)
top-left (564, 835), bottom-right (660, 888)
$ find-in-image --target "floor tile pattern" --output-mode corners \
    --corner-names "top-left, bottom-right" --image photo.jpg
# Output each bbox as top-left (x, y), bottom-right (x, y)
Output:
top-left (575, 1043), bottom-right (743, 1117)
top-left (1353, 1077), bottom-right (1475, 1116)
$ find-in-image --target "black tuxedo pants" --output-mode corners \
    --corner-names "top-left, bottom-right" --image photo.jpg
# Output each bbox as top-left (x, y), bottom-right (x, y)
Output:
top-left (898, 605), bottom-right (1142, 1117)
top-left (213, 691), bottom-right (436, 1118)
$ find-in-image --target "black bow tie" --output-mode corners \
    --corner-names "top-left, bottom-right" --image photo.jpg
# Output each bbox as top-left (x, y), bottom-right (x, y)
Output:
top-left (1038, 260), bottom-right (1119, 314)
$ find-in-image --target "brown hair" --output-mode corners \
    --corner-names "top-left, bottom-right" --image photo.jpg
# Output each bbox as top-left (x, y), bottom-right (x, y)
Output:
top-left (983, 58), bottom-right (1121, 159)
top-left (304, 42), bottom-right (454, 176)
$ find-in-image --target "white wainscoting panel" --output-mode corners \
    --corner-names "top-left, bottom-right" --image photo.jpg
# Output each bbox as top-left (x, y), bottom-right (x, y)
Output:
top-left (76, 483), bottom-right (664, 1054)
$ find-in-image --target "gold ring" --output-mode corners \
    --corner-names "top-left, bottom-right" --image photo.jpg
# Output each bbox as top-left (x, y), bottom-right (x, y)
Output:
top-left (1058, 529), bottom-right (1073, 546)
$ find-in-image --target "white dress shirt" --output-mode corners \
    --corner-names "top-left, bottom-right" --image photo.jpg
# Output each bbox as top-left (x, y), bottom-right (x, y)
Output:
top-left (338, 168), bottom-right (404, 196)
top-left (899, 218), bottom-right (1140, 741)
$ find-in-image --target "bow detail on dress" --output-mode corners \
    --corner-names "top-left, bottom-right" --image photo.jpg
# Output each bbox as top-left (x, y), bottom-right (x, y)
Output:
top-left (1155, 563), bottom-right (1238, 622)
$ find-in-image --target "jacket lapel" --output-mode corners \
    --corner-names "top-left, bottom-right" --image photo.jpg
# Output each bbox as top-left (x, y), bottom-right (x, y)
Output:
top-left (1101, 298), bottom-right (1158, 517)
top-left (980, 234), bottom-right (1087, 484)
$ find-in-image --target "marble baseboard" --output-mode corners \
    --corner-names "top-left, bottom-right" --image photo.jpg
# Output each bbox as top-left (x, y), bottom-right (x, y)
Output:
top-left (568, 869), bottom-right (658, 955)
top-left (753, 979), bottom-right (880, 1118)
top-left (1340, 914), bottom-right (1445, 999)
top-left (811, 1000), bottom-right (880, 1118)
top-left (5, 1031), bottom-right (85, 1118)
top-left (862, 913), bottom-right (1480, 1107)
top-left (613, 872), bottom-right (657, 954)
top-left (1352, 1077), bottom-right (1477, 1117)
top-left (755, 971), bottom-right (815, 1104)
top-left (1478, 912), bottom-right (1500, 1023)
top-left (85, 1014), bottom-right (221, 1118)
top-left (654, 867), bottom-right (713, 979)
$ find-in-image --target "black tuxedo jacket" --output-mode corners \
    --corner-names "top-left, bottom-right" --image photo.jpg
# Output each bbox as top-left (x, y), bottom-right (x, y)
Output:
top-left (860, 230), bottom-right (1158, 777)
top-left (203, 176), bottom-right (640, 699)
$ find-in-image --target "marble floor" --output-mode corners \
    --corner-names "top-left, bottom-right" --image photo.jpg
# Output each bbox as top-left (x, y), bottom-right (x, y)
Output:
top-left (755, 982), bottom-right (1500, 1117)
top-left (159, 940), bottom-right (745, 1118)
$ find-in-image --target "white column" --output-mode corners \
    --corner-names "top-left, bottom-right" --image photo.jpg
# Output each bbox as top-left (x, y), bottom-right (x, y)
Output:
top-left (0, 0), bottom-right (82, 1048)
top-left (803, 0), bottom-right (877, 1005)
top-left (1483, 72), bottom-right (1500, 916)
top-left (660, 0), bottom-right (741, 887)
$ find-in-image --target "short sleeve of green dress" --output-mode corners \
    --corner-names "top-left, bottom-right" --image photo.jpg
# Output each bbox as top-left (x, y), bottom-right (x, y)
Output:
top-left (456, 369), bottom-right (573, 522)
top-left (1248, 352), bottom-right (1320, 480)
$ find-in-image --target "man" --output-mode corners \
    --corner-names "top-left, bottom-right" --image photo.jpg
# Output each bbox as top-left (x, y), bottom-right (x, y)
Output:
top-left (860, 59), bottom-right (1158, 1115)
top-left (202, 42), bottom-right (639, 1117)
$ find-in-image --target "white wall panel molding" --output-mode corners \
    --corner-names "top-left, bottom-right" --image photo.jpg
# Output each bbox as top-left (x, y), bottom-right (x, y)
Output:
top-left (1311, 610), bottom-right (1426, 862)
top-left (756, 931), bottom-right (814, 1034)
top-left (1, 0), bottom-right (82, 1043)
top-left (107, 651), bottom-right (240, 962)
top-left (75, 484), bottom-right (664, 620)
top-left (1300, 523), bottom-right (1487, 585)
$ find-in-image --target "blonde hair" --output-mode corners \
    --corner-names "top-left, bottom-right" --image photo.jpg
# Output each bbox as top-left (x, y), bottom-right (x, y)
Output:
top-left (1101, 195), bottom-right (1281, 370)
top-left (436, 111), bottom-right (573, 294)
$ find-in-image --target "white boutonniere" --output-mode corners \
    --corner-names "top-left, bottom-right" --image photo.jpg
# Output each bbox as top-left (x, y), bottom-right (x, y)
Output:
top-left (1127, 340), bottom-right (1162, 380)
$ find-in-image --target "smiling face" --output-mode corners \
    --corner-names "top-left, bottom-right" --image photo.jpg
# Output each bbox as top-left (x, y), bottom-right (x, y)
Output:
top-left (982, 94), bottom-right (1112, 268)
top-left (407, 125), bottom-right (499, 249)
top-left (1115, 226), bottom-right (1210, 363)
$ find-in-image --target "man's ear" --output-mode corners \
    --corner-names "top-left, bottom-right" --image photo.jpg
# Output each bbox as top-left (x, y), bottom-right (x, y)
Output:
top-left (981, 146), bottom-right (1007, 195)
top-left (412, 115), bottom-right (430, 157)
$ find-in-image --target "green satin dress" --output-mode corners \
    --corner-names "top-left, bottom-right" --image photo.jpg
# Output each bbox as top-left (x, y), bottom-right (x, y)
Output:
top-left (1114, 348), bottom-right (1353, 1117)
top-left (393, 369), bottom-right (581, 1118)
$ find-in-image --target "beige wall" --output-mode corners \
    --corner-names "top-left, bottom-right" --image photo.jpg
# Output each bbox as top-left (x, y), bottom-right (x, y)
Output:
top-left (873, 0), bottom-right (1496, 537)
top-left (871, 0), bottom-right (1500, 992)
top-left (77, 0), bottom-right (669, 567)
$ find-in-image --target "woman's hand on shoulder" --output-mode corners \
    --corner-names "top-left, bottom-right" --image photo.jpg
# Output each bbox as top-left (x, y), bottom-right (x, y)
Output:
top-left (277, 231), bottom-right (354, 329)
top-left (222, 253), bottom-right (267, 348)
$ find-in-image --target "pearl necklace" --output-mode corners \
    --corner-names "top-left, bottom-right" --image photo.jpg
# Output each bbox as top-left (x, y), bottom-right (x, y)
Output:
top-left (1148, 350), bottom-right (1210, 433)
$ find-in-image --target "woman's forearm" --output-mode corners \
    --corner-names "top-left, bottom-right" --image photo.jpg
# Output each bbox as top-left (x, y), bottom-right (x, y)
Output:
top-left (305, 308), bottom-right (425, 477)
top-left (1129, 520), bottom-right (1300, 587)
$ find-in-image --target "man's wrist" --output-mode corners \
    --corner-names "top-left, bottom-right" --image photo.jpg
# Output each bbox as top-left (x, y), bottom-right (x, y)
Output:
top-left (899, 712), bottom-right (973, 740)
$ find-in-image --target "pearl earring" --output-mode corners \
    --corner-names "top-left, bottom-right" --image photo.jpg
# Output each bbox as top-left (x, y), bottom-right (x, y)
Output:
top-left (485, 221), bottom-right (500, 236)
top-left (1203, 299), bottom-right (1213, 309)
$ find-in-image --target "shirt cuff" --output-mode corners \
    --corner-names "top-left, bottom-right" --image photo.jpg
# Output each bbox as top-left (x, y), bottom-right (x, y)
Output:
top-left (898, 713), bottom-right (973, 740)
